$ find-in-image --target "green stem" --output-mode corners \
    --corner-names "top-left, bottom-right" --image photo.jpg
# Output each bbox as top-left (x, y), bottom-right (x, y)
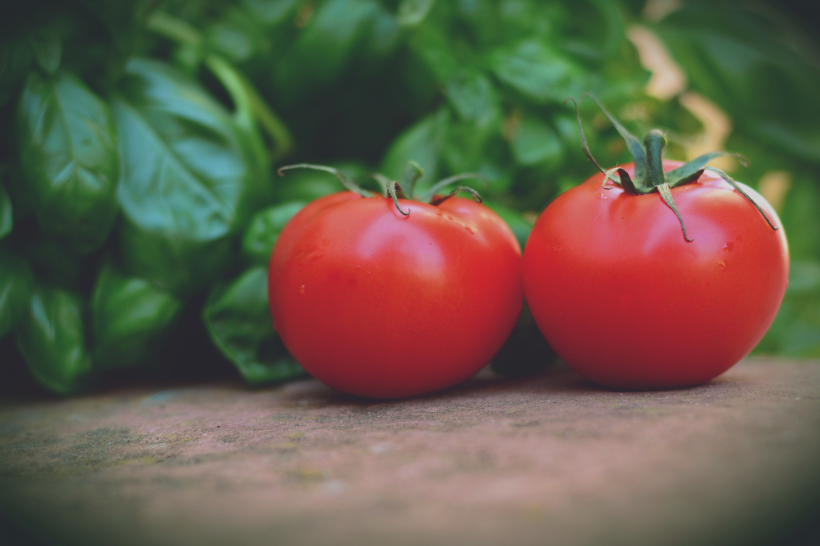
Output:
top-left (204, 55), bottom-right (253, 132)
top-left (643, 129), bottom-right (667, 188)
top-left (146, 12), bottom-right (293, 160)
top-left (429, 186), bottom-right (483, 206)
top-left (370, 174), bottom-right (391, 197)
top-left (146, 11), bottom-right (201, 46)
top-left (388, 182), bottom-right (410, 216)
top-left (239, 71), bottom-right (294, 161)
top-left (278, 164), bottom-right (371, 198)
top-left (421, 173), bottom-right (485, 203)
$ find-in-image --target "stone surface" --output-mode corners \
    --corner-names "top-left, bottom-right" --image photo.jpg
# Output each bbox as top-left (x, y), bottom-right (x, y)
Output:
top-left (1, 358), bottom-right (819, 546)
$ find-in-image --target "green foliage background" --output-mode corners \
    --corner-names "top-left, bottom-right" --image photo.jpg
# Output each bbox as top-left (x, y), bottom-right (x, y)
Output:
top-left (2, 0), bottom-right (819, 394)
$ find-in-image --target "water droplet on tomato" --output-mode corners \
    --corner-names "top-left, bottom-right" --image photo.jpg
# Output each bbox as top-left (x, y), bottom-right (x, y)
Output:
top-left (723, 242), bottom-right (734, 252)
top-left (718, 261), bottom-right (726, 270)
top-left (436, 211), bottom-right (442, 216)
top-left (447, 215), bottom-right (454, 220)
top-left (596, 193), bottom-right (608, 200)
top-left (322, 238), bottom-right (332, 247)
top-left (299, 285), bottom-right (305, 294)
top-left (464, 225), bottom-right (474, 234)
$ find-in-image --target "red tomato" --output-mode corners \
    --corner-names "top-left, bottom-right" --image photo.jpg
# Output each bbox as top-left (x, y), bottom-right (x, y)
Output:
top-left (268, 192), bottom-right (523, 398)
top-left (522, 161), bottom-right (788, 390)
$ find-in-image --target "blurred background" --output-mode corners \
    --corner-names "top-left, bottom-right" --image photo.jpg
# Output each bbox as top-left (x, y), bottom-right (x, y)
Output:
top-left (1, 0), bottom-right (819, 396)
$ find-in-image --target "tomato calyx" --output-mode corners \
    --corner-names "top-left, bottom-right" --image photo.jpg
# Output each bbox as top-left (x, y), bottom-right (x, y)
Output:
top-left (278, 162), bottom-right (485, 216)
top-left (566, 94), bottom-right (779, 242)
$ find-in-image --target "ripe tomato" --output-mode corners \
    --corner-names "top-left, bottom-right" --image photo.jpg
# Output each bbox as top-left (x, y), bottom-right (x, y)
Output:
top-left (523, 161), bottom-right (788, 389)
top-left (268, 191), bottom-right (523, 398)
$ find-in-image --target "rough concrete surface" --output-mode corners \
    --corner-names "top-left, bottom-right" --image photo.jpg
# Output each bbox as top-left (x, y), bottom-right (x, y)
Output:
top-left (1, 358), bottom-right (819, 546)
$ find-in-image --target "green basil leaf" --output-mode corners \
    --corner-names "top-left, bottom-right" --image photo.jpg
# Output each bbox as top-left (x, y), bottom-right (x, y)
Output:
top-left (443, 69), bottom-right (500, 128)
top-left (408, 24), bottom-right (459, 83)
top-left (242, 202), bottom-right (305, 266)
top-left (0, 246), bottom-right (34, 340)
top-left (113, 58), bottom-right (271, 297)
top-left (203, 267), bottom-right (305, 385)
top-left (441, 121), bottom-right (494, 178)
top-left (441, 122), bottom-right (512, 195)
top-left (489, 40), bottom-right (586, 104)
top-left (397, 0), bottom-right (436, 27)
top-left (273, 0), bottom-right (380, 96)
top-left (205, 11), bottom-right (261, 63)
top-left (16, 283), bottom-right (93, 395)
top-left (510, 116), bottom-right (564, 167)
top-left (0, 184), bottom-right (12, 240)
top-left (16, 70), bottom-right (119, 254)
top-left (362, 5), bottom-right (401, 60)
top-left (91, 263), bottom-right (184, 370)
top-left (482, 201), bottom-right (534, 251)
top-left (381, 108), bottom-right (449, 192)
top-left (561, 0), bottom-right (625, 61)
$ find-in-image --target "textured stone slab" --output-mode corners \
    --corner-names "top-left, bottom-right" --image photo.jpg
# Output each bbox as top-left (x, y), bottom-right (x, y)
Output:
top-left (1, 358), bottom-right (819, 546)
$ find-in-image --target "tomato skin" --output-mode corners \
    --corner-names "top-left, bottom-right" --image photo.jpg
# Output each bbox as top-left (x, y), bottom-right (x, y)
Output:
top-left (269, 192), bottom-right (523, 398)
top-left (522, 162), bottom-right (789, 390)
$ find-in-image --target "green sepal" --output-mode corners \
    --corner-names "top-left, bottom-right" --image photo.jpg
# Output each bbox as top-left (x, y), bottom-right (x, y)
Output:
top-left (370, 174), bottom-right (392, 197)
top-left (705, 167), bottom-right (779, 231)
top-left (565, 97), bottom-right (607, 176)
top-left (657, 183), bottom-right (693, 242)
top-left (615, 168), bottom-right (648, 195)
top-left (429, 186), bottom-right (483, 207)
top-left (584, 93), bottom-right (647, 184)
top-left (420, 173), bottom-right (485, 203)
top-left (664, 151), bottom-right (748, 188)
top-left (388, 181), bottom-right (411, 216)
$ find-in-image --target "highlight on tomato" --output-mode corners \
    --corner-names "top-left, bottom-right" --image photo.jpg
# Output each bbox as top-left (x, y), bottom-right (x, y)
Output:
top-left (268, 162), bottom-right (523, 398)
top-left (522, 95), bottom-right (789, 390)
